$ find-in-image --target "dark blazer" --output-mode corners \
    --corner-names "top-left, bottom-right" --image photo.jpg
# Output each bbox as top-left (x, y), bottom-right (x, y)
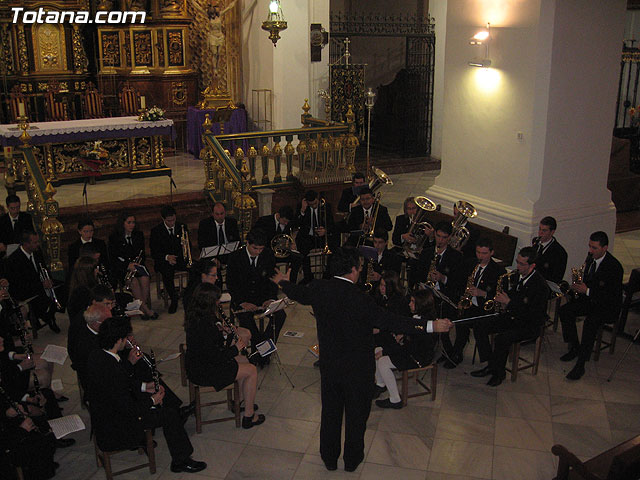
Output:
top-left (347, 204), bottom-right (393, 235)
top-left (581, 251), bottom-right (624, 319)
top-left (503, 270), bottom-right (550, 332)
top-left (108, 230), bottom-right (146, 283)
top-left (280, 277), bottom-right (425, 376)
top-left (185, 317), bottom-right (238, 391)
top-left (197, 216), bottom-right (240, 250)
top-left (0, 212), bottom-right (34, 247)
top-left (462, 258), bottom-right (506, 309)
top-left (149, 222), bottom-right (188, 270)
top-left (369, 248), bottom-right (402, 276)
top-left (5, 247), bottom-right (46, 302)
top-left (67, 237), bottom-right (108, 274)
top-left (253, 214), bottom-right (292, 244)
top-left (295, 203), bottom-right (335, 237)
top-left (70, 323), bottom-right (99, 388)
top-left (532, 237), bottom-right (568, 284)
top-left (87, 348), bottom-right (149, 451)
top-left (392, 214), bottom-right (411, 248)
top-left (338, 186), bottom-right (357, 213)
top-left (418, 246), bottom-right (465, 301)
top-left (225, 246), bottom-right (279, 308)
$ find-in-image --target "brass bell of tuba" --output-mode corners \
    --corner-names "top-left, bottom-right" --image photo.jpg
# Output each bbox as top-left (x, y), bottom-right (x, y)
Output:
top-left (403, 195), bottom-right (437, 258)
top-left (348, 166), bottom-right (393, 210)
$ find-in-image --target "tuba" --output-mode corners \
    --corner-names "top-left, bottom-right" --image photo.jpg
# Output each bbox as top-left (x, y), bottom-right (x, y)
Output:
top-left (348, 166), bottom-right (393, 211)
top-left (403, 196), bottom-right (437, 258)
top-left (449, 200), bottom-right (477, 250)
top-left (271, 234), bottom-right (295, 258)
top-left (180, 226), bottom-right (193, 268)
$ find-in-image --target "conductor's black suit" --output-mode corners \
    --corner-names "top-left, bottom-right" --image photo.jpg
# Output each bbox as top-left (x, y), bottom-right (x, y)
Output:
top-left (279, 277), bottom-right (424, 470)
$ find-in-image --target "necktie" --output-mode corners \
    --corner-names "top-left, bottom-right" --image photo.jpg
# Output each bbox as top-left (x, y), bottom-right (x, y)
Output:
top-left (126, 236), bottom-right (132, 246)
top-left (517, 277), bottom-right (524, 291)
top-left (250, 256), bottom-right (256, 268)
top-left (11, 218), bottom-right (16, 231)
top-left (435, 253), bottom-right (441, 265)
top-left (312, 209), bottom-right (317, 230)
top-left (537, 243), bottom-right (543, 256)
top-left (474, 266), bottom-right (483, 286)
top-left (586, 261), bottom-right (596, 280)
top-left (278, 224), bottom-right (283, 233)
top-left (217, 224), bottom-right (224, 245)
top-left (29, 254), bottom-right (38, 272)
top-left (169, 227), bottom-right (174, 236)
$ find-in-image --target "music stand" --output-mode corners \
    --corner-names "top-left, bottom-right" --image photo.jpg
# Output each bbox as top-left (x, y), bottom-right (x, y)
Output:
top-left (607, 327), bottom-right (640, 382)
top-left (256, 299), bottom-right (295, 389)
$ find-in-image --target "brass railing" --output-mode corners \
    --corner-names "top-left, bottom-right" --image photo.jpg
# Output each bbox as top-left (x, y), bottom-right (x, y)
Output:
top-left (6, 125), bottom-right (65, 277)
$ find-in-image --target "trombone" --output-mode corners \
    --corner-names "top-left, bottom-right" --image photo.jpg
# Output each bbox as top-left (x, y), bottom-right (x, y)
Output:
top-left (317, 198), bottom-right (331, 255)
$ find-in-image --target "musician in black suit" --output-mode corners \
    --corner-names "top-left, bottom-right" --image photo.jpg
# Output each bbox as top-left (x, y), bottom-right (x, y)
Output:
top-left (346, 187), bottom-right (393, 247)
top-left (150, 205), bottom-right (190, 314)
top-left (362, 230), bottom-right (402, 287)
top-left (6, 230), bottom-right (60, 333)
top-left (471, 246), bottom-right (549, 386)
top-left (0, 195), bottom-right (34, 260)
top-left (87, 317), bottom-right (206, 474)
top-left (108, 211), bottom-right (157, 319)
top-left (445, 237), bottom-right (506, 369)
top-left (295, 190), bottom-right (336, 283)
top-left (392, 196), bottom-right (434, 251)
top-left (66, 218), bottom-right (109, 279)
top-left (226, 230), bottom-right (286, 350)
top-left (197, 202), bottom-right (241, 250)
top-left (271, 248), bottom-right (452, 472)
top-left (253, 206), bottom-right (301, 284)
top-left (558, 231), bottom-right (624, 380)
top-left (531, 216), bottom-right (568, 284)
top-left (337, 171), bottom-right (366, 213)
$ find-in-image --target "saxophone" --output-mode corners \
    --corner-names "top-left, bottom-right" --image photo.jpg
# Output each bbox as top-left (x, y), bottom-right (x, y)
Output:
top-left (484, 271), bottom-right (512, 312)
top-left (424, 252), bottom-right (440, 287)
top-left (364, 259), bottom-right (377, 292)
top-left (458, 263), bottom-right (480, 310)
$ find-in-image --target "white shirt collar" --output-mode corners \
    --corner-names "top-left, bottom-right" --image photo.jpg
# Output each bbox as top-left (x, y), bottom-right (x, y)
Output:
top-left (87, 323), bottom-right (99, 335)
top-left (164, 222), bottom-right (175, 232)
top-left (593, 253), bottom-right (606, 270)
top-left (246, 247), bottom-right (257, 263)
top-left (20, 246), bottom-right (32, 258)
top-left (81, 238), bottom-right (92, 244)
top-left (103, 349), bottom-right (121, 362)
top-left (519, 271), bottom-right (534, 285)
top-left (334, 275), bottom-right (354, 284)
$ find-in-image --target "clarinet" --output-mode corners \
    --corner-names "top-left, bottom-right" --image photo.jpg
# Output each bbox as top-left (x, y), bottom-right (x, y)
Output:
top-left (125, 339), bottom-right (155, 370)
top-left (0, 383), bottom-right (40, 433)
top-left (217, 305), bottom-right (248, 356)
top-left (149, 350), bottom-right (160, 410)
top-left (11, 299), bottom-right (41, 396)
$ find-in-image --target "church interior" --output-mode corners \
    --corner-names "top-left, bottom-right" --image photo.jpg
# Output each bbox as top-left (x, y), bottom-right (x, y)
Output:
top-left (2, 0), bottom-right (640, 478)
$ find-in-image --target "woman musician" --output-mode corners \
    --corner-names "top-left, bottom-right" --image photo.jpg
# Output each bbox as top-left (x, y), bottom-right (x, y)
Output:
top-left (185, 283), bottom-right (264, 429)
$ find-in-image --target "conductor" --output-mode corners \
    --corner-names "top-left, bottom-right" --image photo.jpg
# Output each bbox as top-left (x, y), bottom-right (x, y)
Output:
top-left (271, 247), bottom-right (452, 472)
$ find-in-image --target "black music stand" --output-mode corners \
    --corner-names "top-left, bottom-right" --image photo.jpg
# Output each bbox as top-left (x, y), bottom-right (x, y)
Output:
top-left (257, 300), bottom-right (295, 390)
top-left (607, 327), bottom-right (640, 382)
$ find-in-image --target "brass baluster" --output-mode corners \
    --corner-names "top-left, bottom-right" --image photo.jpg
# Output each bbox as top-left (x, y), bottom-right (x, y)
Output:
top-left (234, 146), bottom-right (245, 172)
top-left (296, 135), bottom-right (308, 180)
top-left (333, 134), bottom-right (344, 172)
top-left (272, 136), bottom-right (282, 183)
top-left (247, 143), bottom-right (258, 185)
top-left (260, 139), bottom-right (270, 184)
top-left (320, 134), bottom-right (331, 173)
top-left (284, 135), bottom-right (295, 181)
top-left (308, 134), bottom-right (318, 174)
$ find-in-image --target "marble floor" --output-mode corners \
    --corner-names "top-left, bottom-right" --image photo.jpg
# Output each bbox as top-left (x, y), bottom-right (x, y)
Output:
top-left (8, 156), bottom-right (640, 479)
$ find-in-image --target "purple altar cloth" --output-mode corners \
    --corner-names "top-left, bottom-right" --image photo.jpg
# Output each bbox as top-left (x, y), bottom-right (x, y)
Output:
top-left (187, 106), bottom-right (247, 159)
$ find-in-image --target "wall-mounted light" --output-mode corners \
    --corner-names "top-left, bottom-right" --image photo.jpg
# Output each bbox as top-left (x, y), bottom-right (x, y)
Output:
top-left (262, 0), bottom-right (287, 47)
top-left (468, 22), bottom-right (491, 68)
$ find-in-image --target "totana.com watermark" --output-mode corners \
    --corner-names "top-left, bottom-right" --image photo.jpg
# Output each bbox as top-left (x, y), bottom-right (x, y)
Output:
top-left (11, 7), bottom-right (146, 24)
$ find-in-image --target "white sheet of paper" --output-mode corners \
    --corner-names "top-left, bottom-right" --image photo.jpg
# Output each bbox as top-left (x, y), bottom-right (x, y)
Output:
top-left (40, 345), bottom-right (68, 365)
top-left (48, 414), bottom-right (86, 439)
top-left (50, 379), bottom-right (64, 392)
top-left (255, 339), bottom-right (277, 357)
top-left (283, 331), bottom-right (304, 338)
top-left (6, 243), bottom-right (19, 257)
top-left (158, 352), bottom-right (181, 363)
top-left (126, 299), bottom-right (143, 311)
top-left (125, 310), bottom-right (144, 317)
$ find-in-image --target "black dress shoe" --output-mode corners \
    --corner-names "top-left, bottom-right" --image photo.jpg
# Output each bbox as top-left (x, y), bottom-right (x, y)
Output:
top-left (313, 359), bottom-right (320, 368)
top-left (168, 301), bottom-right (178, 314)
top-left (49, 321), bottom-right (61, 334)
top-left (470, 366), bottom-right (492, 377)
top-left (344, 455), bottom-right (364, 472)
top-left (55, 438), bottom-right (75, 448)
top-left (170, 457), bottom-right (207, 473)
top-left (560, 348), bottom-right (579, 362)
top-left (566, 363), bottom-right (585, 380)
top-left (375, 398), bottom-right (403, 409)
top-left (323, 460), bottom-right (337, 471)
top-left (487, 374), bottom-right (505, 387)
top-left (242, 413), bottom-right (266, 429)
top-left (373, 385), bottom-right (387, 399)
top-left (150, 312), bottom-right (159, 320)
top-left (180, 402), bottom-right (195, 420)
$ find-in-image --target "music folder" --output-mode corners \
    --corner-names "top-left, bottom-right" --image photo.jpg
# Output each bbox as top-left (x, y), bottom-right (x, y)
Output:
top-left (256, 298), bottom-right (291, 318)
top-left (358, 245), bottom-right (378, 261)
top-left (200, 241), bottom-right (240, 258)
top-left (546, 280), bottom-right (563, 295)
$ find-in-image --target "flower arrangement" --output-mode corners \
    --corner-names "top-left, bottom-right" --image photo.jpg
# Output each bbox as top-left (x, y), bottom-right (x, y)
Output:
top-left (138, 106), bottom-right (166, 122)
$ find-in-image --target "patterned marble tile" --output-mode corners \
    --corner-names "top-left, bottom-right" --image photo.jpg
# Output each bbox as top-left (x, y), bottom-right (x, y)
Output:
top-left (494, 417), bottom-right (553, 452)
top-left (428, 439), bottom-right (493, 479)
top-left (491, 446), bottom-right (556, 480)
top-left (366, 430), bottom-right (432, 469)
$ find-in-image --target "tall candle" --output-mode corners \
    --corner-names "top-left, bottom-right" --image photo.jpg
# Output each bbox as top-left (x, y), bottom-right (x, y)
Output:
top-left (18, 102), bottom-right (25, 117)
top-left (140, 96), bottom-right (146, 109)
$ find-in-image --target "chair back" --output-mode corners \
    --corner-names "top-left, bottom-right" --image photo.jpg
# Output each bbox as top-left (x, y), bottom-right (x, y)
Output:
top-left (44, 81), bottom-right (68, 121)
top-left (82, 82), bottom-right (104, 119)
top-left (119, 82), bottom-right (141, 116)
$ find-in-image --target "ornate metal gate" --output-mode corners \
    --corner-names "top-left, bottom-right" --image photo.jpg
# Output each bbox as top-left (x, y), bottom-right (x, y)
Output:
top-left (329, 12), bottom-right (435, 157)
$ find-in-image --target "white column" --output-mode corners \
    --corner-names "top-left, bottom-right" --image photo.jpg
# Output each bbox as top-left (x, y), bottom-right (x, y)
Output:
top-left (426, 0), bottom-right (626, 274)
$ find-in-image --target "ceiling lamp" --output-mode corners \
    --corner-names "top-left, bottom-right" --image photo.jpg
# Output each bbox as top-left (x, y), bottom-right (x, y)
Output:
top-left (262, 0), bottom-right (287, 46)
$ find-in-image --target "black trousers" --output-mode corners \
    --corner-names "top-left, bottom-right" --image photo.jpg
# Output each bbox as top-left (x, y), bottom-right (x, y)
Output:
top-left (447, 305), bottom-right (485, 356)
top-left (143, 402), bottom-right (192, 463)
top-left (559, 298), bottom-right (608, 362)
top-left (474, 314), bottom-right (539, 377)
top-left (156, 263), bottom-right (187, 302)
top-left (237, 310), bottom-right (286, 344)
top-left (296, 234), bottom-right (320, 281)
top-left (319, 369), bottom-right (374, 468)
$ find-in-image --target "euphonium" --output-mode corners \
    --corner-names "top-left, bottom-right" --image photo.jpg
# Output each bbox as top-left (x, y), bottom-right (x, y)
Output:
top-left (180, 226), bottom-right (193, 268)
top-left (403, 196), bottom-right (436, 258)
top-left (124, 250), bottom-right (143, 291)
top-left (449, 200), bottom-right (477, 250)
top-left (458, 263), bottom-right (480, 310)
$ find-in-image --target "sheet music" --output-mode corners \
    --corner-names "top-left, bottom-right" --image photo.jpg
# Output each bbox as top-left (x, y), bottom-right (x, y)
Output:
top-left (126, 299), bottom-right (143, 311)
top-left (48, 414), bottom-right (86, 439)
top-left (261, 298), bottom-right (291, 316)
top-left (546, 280), bottom-right (562, 295)
top-left (255, 339), bottom-right (277, 357)
top-left (158, 352), bottom-right (181, 364)
top-left (6, 243), bottom-right (19, 257)
top-left (200, 241), bottom-right (240, 258)
top-left (40, 345), bottom-right (68, 365)
top-left (50, 379), bottom-right (64, 392)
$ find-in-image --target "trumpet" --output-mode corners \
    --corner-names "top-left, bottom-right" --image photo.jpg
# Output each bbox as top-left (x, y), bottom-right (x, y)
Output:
top-left (180, 226), bottom-right (193, 268)
top-left (556, 262), bottom-right (586, 299)
top-left (124, 250), bottom-right (143, 291)
top-left (38, 262), bottom-right (61, 310)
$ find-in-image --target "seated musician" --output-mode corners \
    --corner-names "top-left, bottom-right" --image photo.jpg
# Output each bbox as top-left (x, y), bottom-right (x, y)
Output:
top-left (108, 211), bottom-right (157, 319)
top-left (346, 187), bottom-right (393, 247)
top-left (185, 283), bottom-right (264, 429)
top-left (87, 317), bottom-right (207, 473)
top-left (6, 230), bottom-right (60, 333)
top-left (0, 194), bottom-right (34, 261)
top-left (374, 289), bottom-right (448, 409)
top-left (338, 171), bottom-right (366, 213)
top-left (392, 196), bottom-right (434, 253)
top-left (370, 230), bottom-right (402, 279)
top-left (444, 237), bottom-right (506, 369)
top-left (66, 218), bottom-right (109, 281)
top-left (371, 270), bottom-right (410, 316)
top-left (197, 202), bottom-right (240, 289)
top-left (150, 205), bottom-right (190, 314)
top-left (226, 230), bottom-right (286, 358)
top-left (183, 258), bottom-right (218, 313)
top-left (295, 190), bottom-right (336, 284)
top-left (532, 216), bottom-right (568, 284)
top-left (558, 231), bottom-right (623, 380)
top-left (67, 256), bottom-right (99, 321)
top-left (471, 246), bottom-right (549, 386)
top-left (253, 205), bottom-right (302, 284)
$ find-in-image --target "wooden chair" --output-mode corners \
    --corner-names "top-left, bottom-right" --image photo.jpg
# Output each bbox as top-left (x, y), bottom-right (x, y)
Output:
top-left (398, 363), bottom-right (437, 406)
top-left (44, 81), bottom-right (68, 121)
top-left (593, 311), bottom-right (623, 361)
top-left (7, 85), bottom-right (29, 122)
top-left (190, 380), bottom-right (241, 433)
top-left (505, 326), bottom-right (544, 382)
top-left (155, 270), bottom-right (189, 309)
top-left (119, 82), bottom-right (141, 116)
top-left (552, 434), bottom-right (640, 480)
top-left (94, 429), bottom-right (156, 480)
top-left (82, 82), bottom-right (105, 119)
top-left (179, 343), bottom-right (187, 387)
